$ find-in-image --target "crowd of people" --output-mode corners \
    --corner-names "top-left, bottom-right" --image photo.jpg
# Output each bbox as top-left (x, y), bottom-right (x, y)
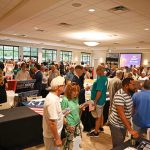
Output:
top-left (0, 59), bottom-right (150, 150)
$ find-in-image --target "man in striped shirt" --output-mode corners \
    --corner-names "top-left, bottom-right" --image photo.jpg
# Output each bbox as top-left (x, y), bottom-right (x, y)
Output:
top-left (109, 78), bottom-right (139, 148)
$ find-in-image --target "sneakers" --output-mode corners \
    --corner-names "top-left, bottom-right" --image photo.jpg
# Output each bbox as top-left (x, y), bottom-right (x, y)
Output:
top-left (87, 131), bottom-right (99, 137)
top-left (99, 127), bottom-right (104, 132)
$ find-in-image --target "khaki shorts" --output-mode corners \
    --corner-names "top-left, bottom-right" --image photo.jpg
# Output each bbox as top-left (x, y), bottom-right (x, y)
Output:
top-left (91, 104), bottom-right (104, 118)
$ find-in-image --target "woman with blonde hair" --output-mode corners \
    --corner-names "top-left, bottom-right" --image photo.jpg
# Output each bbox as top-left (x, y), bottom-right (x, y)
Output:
top-left (0, 69), bottom-right (8, 104)
top-left (61, 82), bottom-right (83, 150)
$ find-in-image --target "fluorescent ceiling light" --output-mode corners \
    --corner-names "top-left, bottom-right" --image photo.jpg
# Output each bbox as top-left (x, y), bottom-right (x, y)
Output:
top-left (144, 28), bottom-right (149, 31)
top-left (67, 31), bottom-right (118, 41)
top-left (89, 9), bottom-right (95, 12)
top-left (83, 41), bottom-right (99, 46)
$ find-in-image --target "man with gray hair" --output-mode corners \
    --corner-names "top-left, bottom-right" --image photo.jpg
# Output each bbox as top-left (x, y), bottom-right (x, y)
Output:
top-left (132, 80), bottom-right (150, 134)
top-left (109, 70), bottom-right (123, 108)
top-left (43, 76), bottom-right (65, 150)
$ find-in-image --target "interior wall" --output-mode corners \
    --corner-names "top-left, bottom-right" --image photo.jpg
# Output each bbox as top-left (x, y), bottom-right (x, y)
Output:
top-left (92, 50), bottom-right (107, 67)
top-left (142, 52), bottom-right (150, 66)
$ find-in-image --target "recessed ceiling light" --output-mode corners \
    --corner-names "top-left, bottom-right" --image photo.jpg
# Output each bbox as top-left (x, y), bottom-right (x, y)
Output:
top-left (89, 9), bottom-right (95, 12)
top-left (144, 28), bottom-right (149, 31)
top-left (83, 41), bottom-right (99, 46)
top-left (34, 27), bottom-right (39, 30)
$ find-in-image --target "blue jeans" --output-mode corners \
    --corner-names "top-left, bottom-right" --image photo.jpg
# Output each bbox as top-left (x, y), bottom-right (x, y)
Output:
top-left (109, 123), bottom-right (126, 148)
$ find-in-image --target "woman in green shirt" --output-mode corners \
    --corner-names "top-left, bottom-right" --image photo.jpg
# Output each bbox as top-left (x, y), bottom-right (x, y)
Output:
top-left (61, 82), bottom-right (82, 150)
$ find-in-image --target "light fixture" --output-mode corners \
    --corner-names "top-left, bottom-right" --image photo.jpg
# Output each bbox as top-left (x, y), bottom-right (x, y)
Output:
top-left (99, 58), bottom-right (103, 63)
top-left (143, 59), bottom-right (148, 65)
top-left (89, 9), bottom-right (95, 12)
top-left (67, 31), bottom-right (118, 41)
top-left (144, 28), bottom-right (149, 31)
top-left (83, 41), bottom-right (99, 46)
top-left (75, 57), bottom-right (78, 62)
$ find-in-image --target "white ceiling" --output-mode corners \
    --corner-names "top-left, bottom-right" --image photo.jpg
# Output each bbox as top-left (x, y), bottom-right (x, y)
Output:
top-left (0, 0), bottom-right (150, 50)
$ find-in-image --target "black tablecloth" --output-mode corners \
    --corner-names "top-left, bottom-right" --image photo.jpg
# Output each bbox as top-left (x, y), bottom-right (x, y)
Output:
top-left (0, 106), bottom-right (43, 150)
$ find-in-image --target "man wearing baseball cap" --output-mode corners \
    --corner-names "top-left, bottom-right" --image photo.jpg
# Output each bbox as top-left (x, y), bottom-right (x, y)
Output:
top-left (43, 76), bottom-right (65, 150)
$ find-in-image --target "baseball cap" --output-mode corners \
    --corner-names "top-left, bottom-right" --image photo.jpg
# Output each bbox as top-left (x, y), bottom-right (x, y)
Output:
top-left (51, 76), bottom-right (65, 89)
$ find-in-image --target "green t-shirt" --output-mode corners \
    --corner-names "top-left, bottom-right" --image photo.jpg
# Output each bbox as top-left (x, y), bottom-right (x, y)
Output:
top-left (91, 76), bottom-right (108, 106)
top-left (61, 96), bottom-right (80, 126)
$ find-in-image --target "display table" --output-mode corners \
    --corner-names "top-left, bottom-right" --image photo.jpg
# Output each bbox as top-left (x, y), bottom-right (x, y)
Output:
top-left (0, 106), bottom-right (43, 150)
top-left (113, 138), bottom-right (150, 150)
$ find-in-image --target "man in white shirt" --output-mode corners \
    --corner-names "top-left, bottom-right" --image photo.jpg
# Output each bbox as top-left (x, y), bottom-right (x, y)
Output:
top-left (43, 76), bottom-right (65, 150)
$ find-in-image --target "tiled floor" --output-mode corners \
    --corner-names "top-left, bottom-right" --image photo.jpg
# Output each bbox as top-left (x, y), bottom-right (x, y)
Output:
top-left (25, 126), bottom-right (112, 150)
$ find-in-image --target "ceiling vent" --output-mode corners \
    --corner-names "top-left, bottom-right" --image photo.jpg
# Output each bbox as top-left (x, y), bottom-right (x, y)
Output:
top-left (35, 29), bottom-right (45, 32)
top-left (139, 41), bottom-right (144, 43)
top-left (113, 42), bottom-right (119, 44)
top-left (58, 22), bottom-right (72, 27)
top-left (108, 5), bottom-right (129, 14)
top-left (15, 34), bottom-right (27, 37)
top-left (72, 3), bottom-right (82, 7)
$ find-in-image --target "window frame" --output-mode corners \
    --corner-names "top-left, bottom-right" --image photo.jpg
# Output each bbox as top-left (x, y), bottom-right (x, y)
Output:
top-left (0, 45), bottom-right (19, 61)
top-left (42, 49), bottom-right (57, 63)
top-left (60, 50), bottom-right (72, 62)
top-left (81, 52), bottom-right (91, 65)
top-left (23, 47), bottom-right (38, 61)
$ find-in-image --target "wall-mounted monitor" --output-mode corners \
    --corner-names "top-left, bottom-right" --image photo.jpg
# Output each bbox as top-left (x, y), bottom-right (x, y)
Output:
top-left (120, 53), bottom-right (142, 67)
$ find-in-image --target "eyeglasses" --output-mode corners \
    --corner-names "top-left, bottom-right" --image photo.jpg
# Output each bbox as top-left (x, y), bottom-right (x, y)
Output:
top-left (71, 82), bottom-right (78, 86)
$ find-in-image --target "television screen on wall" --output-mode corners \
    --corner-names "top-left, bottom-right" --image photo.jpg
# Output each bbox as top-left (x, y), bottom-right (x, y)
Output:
top-left (120, 53), bottom-right (142, 67)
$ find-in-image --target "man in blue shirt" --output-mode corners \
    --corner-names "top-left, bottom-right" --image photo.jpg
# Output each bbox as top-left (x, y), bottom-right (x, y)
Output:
top-left (66, 66), bottom-right (74, 82)
top-left (132, 80), bottom-right (150, 133)
top-left (88, 65), bottom-right (108, 137)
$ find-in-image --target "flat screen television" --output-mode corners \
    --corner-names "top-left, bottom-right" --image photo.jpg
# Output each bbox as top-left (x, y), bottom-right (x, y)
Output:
top-left (120, 53), bottom-right (142, 67)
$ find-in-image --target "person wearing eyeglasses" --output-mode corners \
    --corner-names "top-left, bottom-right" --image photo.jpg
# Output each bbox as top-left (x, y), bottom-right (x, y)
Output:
top-left (43, 76), bottom-right (65, 150)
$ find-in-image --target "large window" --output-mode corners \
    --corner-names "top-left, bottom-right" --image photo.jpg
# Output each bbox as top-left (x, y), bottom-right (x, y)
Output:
top-left (0, 46), bottom-right (3, 61)
top-left (23, 47), bottom-right (38, 61)
top-left (42, 49), bottom-right (57, 62)
top-left (0, 45), bottom-right (19, 61)
top-left (81, 53), bottom-right (91, 65)
top-left (60, 51), bottom-right (72, 62)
